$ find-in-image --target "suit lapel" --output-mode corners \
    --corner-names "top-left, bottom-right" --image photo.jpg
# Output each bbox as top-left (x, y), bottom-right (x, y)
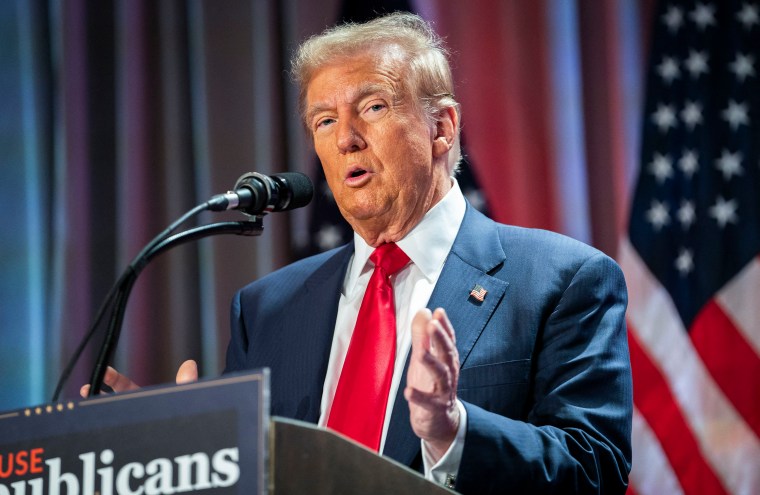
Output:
top-left (269, 243), bottom-right (353, 423)
top-left (383, 205), bottom-right (508, 465)
top-left (427, 206), bottom-right (509, 368)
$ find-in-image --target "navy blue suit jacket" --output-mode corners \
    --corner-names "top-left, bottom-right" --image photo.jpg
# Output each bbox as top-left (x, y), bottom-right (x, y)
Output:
top-left (225, 205), bottom-right (632, 493)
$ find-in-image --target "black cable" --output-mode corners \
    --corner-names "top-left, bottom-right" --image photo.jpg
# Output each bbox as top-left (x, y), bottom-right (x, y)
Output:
top-left (52, 270), bottom-right (131, 401)
top-left (84, 219), bottom-right (263, 398)
top-left (52, 200), bottom-right (243, 401)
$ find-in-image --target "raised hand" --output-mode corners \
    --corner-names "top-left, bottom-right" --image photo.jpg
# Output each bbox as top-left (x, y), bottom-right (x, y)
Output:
top-left (404, 308), bottom-right (460, 462)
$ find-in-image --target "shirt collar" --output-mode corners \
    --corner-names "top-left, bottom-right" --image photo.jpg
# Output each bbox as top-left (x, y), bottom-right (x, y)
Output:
top-left (345, 179), bottom-right (467, 294)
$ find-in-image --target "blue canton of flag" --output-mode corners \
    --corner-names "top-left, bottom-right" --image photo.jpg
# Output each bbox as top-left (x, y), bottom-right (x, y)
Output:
top-left (629, 0), bottom-right (760, 327)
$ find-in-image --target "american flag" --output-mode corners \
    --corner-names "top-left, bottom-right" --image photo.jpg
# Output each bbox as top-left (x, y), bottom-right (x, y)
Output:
top-left (619, 1), bottom-right (760, 493)
top-left (469, 284), bottom-right (488, 303)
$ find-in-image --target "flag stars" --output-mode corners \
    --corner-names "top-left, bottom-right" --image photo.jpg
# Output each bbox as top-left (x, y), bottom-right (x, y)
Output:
top-left (729, 53), bottom-right (755, 82)
top-left (678, 150), bottom-right (699, 178)
top-left (646, 200), bottom-right (671, 231)
top-left (674, 248), bottom-right (694, 276)
top-left (736, 3), bottom-right (759, 29)
top-left (715, 150), bottom-right (744, 180)
top-left (316, 224), bottom-right (345, 251)
top-left (649, 153), bottom-right (674, 184)
top-left (681, 101), bottom-right (703, 130)
top-left (657, 56), bottom-right (681, 83)
top-left (690, 3), bottom-right (717, 30)
top-left (652, 104), bottom-right (677, 132)
top-left (662, 5), bottom-right (685, 33)
top-left (463, 188), bottom-right (487, 212)
top-left (709, 196), bottom-right (739, 228)
top-left (721, 100), bottom-right (749, 130)
top-left (685, 50), bottom-right (709, 78)
top-left (677, 200), bottom-right (696, 229)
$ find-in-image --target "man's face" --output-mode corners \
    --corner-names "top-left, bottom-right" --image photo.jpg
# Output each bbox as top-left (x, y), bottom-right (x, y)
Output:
top-left (304, 48), bottom-right (452, 245)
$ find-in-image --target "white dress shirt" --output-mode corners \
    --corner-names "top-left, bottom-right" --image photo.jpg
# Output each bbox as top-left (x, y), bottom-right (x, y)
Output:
top-left (318, 179), bottom-right (468, 485)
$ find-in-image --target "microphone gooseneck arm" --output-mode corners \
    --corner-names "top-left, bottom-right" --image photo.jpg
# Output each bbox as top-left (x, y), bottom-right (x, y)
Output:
top-left (86, 218), bottom-right (263, 398)
top-left (53, 201), bottom-right (212, 401)
top-left (52, 171), bottom-right (313, 402)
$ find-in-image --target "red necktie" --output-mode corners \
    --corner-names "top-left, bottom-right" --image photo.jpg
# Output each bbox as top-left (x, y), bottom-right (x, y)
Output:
top-left (328, 243), bottom-right (410, 451)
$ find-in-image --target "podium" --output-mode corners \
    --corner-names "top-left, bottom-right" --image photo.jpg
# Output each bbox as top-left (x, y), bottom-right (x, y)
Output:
top-left (0, 370), bottom-right (454, 494)
top-left (272, 418), bottom-right (454, 494)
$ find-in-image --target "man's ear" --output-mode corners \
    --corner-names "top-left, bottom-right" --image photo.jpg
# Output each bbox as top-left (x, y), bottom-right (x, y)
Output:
top-left (432, 106), bottom-right (458, 158)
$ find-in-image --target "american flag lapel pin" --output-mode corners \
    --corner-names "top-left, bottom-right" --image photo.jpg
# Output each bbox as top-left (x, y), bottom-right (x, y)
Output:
top-left (469, 284), bottom-right (487, 302)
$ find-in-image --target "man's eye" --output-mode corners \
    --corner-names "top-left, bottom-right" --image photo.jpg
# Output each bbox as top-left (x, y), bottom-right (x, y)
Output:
top-left (316, 118), bottom-right (335, 129)
top-left (363, 103), bottom-right (387, 120)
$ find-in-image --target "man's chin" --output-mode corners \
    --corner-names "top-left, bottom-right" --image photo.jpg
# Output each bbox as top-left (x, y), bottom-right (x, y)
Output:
top-left (337, 194), bottom-right (384, 218)
top-left (339, 202), bottom-right (394, 229)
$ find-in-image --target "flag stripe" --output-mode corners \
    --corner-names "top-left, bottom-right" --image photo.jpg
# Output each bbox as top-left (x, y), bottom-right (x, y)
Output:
top-left (620, 238), bottom-right (760, 493)
top-left (628, 325), bottom-right (728, 495)
top-left (716, 257), bottom-right (760, 357)
top-left (630, 407), bottom-right (685, 495)
top-left (690, 299), bottom-right (760, 439)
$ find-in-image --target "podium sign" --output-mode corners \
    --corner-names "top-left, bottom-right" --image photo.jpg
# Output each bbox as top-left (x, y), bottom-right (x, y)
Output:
top-left (0, 370), bottom-right (269, 494)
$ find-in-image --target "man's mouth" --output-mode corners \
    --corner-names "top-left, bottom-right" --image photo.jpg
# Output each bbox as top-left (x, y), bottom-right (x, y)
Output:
top-left (345, 167), bottom-right (372, 186)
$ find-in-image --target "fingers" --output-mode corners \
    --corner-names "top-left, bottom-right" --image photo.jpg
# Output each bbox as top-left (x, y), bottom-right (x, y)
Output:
top-left (429, 317), bottom-right (458, 376)
top-left (78, 366), bottom-right (140, 398)
top-left (104, 366), bottom-right (141, 392)
top-left (176, 359), bottom-right (199, 384)
top-left (422, 312), bottom-right (459, 384)
top-left (405, 308), bottom-right (461, 452)
top-left (411, 308), bottom-right (433, 352)
top-left (412, 307), bottom-right (456, 357)
top-left (404, 383), bottom-right (453, 411)
top-left (79, 359), bottom-right (198, 400)
top-left (407, 307), bottom-right (459, 402)
top-left (432, 308), bottom-right (455, 345)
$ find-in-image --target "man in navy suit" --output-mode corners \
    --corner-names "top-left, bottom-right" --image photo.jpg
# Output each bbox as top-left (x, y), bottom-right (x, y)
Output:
top-left (94, 12), bottom-right (632, 493)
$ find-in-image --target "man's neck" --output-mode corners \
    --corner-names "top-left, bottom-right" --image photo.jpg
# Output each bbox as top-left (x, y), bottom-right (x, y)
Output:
top-left (348, 178), bottom-right (453, 247)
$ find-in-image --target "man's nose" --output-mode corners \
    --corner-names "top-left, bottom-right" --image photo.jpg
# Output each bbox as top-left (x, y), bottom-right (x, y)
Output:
top-left (336, 119), bottom-right (367, 153)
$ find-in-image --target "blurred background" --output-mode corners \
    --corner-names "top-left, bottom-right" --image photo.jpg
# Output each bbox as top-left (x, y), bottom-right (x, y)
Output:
top-left (0, 0), bottom-right (652, 406)
top-left (1, 1), bottom-right (758, 493)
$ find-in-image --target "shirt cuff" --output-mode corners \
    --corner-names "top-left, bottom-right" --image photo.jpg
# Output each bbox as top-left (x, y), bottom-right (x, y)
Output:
top-left (421, 399), bottom-right (467, 489)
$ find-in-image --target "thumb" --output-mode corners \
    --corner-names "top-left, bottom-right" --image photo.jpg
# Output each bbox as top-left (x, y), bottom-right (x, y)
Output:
top-left (176, 359), bottom-right (199, 385)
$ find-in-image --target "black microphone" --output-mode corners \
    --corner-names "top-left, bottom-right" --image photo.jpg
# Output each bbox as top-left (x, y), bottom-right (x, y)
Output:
top-left (208, 172), bottom-right (314, 215)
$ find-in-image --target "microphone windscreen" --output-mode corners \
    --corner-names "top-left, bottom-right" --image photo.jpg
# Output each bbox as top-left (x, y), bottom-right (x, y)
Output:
top-left (276, 172), bottom-right (314, 210)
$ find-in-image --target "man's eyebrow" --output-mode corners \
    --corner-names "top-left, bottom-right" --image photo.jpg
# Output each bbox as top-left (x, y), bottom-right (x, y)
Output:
top-left (355, 82), bottom-right (394, 100)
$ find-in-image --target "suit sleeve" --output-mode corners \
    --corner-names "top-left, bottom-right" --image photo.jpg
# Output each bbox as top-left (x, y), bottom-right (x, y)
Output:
top-left (455, 252), bottom-right (632, 494)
